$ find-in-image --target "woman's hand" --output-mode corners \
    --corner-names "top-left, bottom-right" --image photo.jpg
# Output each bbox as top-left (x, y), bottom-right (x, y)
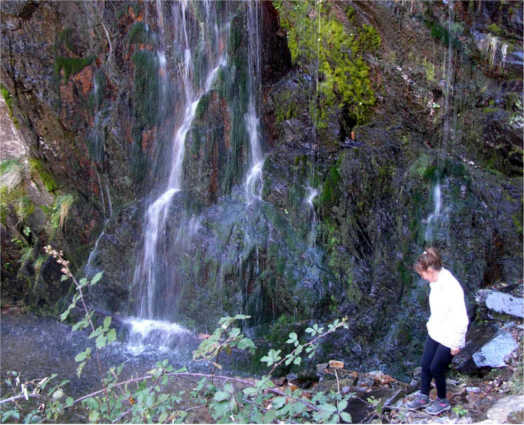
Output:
top-left (451, 348), bottom-right (460, 356)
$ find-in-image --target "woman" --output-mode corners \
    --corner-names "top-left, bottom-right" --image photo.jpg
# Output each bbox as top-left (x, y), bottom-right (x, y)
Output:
top-left (407, 247), bottom-right (469, 415)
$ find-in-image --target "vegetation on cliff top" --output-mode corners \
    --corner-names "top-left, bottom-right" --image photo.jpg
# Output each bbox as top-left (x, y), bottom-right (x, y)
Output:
top-left (273, 0), bottom-right (380, 127)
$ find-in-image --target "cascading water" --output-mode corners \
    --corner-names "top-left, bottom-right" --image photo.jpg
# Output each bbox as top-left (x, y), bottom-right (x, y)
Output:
top-left (127, 0), bottom-right (228, 353)
top-left (305, 186), bottom-right (319, 248)
top-left (424, 182), bottom-right (442, 242)
top-left (244, 0), bottom-right (264, 204)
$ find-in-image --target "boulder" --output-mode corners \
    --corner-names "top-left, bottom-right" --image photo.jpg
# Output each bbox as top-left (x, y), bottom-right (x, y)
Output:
top-left (476, 289), bottom-right (524, 318)
top-left (453, 323), bottom-right (498, 373)
top-left (472, 330), bottom-right (518, 368)
top-left (483, 395), bottom-right (524, 424)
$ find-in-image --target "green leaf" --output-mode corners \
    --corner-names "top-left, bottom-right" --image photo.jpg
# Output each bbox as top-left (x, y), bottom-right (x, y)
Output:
top-left (242, 387), bottom-right (258, 397)
top-left (229, 327), bottom-right (241, 338)
top-left (2, 410), bottom-right (20, 422)
top-left (89, 326), bottom-right (103, 339)
top-left (320, 403), bottom-right (337, 414)
top-left (263, 410), bottom-right (277, 423)
top-left (52, 389), bottom-right (64, 400)
top-left (312, 392), bottom-right (328, 404)
top-left (74, 347), bottom-right (91, 362)
top-left (232, 314), bottom-right (251, 321)
top-left (237, 338), bottom-right (256, 352)
top-left (88, 409), bottom-right (100, 423)
top-left (256, 376), bottom-right (274, 391)
top-left (211, 401), bottom-right (230, 420)
top-left (293, 356), bottom-right (302, 366)
top-left (60, 307), bottom-right (72, 322)
top-left (91, 271), bottom-right (104, 285)
top-left (213, 391), bottom-right (230, 402)
top-left (286, 332), bottom-right (298, 344)
top-left (103, 316), bottom-right (112, 329)
top-left (107, 328), bottom-right (116, 344)
top-left (95, 334), bottom-right (107, 349)
top-left (261, 349), bottom-right (282, 367)
top-left (340, 411), bottom-right (352, 422)
top-left (272, 396), bottom-right (286, 409)
top-left (72, 319), bottom-right (89, 331)
top-left (65, 397), bottom-right (74, 408)
top-left (76, 361), bottom-right (86, 378)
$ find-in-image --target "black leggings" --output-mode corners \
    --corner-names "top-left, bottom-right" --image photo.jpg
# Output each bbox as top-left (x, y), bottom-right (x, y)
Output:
top-left (421, 336), bottom-right (452, 399)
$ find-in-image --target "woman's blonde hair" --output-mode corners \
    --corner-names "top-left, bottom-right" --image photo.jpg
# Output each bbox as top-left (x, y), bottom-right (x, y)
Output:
top-left (414, 247), bottom-right (442, 273)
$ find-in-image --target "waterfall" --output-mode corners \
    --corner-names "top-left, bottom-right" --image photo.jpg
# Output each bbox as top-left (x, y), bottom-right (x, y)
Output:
top-left (305, 186), bottom-right (319, 248)
top-left (127, 0), bottom-right (228, 353)
top-left (424, 182), bottom-right (442, 242)
top-left (244, 0), bottom-right (264, 204)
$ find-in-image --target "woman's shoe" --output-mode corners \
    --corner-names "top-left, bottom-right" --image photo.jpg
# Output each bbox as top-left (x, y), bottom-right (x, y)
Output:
top-left (406, 392), bottom-right (430, 410)
top-left (425, 398), bottom-right (451, 415)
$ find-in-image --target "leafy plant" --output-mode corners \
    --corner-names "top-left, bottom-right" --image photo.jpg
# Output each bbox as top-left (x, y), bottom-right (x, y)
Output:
top-left (1, 247), bottom-right (355, 424)
top-left (452, 404), bottom-right (468, 417)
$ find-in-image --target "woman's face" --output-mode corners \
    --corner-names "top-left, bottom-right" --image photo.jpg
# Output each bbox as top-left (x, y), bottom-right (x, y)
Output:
top-left (418, 267), bottom-right (439, 283)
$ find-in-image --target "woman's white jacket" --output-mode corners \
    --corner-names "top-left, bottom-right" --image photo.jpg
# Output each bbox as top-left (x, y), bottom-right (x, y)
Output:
top-left (427, 268), bottom-right (469, 350)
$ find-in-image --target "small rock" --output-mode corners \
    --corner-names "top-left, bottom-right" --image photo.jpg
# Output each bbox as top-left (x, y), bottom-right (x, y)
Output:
top-left (466, 386), bottom-right (481, 393)
top-left (472, 331), bottom-right (518, 368)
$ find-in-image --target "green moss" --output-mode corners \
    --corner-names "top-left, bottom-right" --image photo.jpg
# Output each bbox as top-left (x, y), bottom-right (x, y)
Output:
top-left (196, 93), bottom-right (211, 120)
top-left (57, 28), bottom-right (75, 52)
top-left (132, 50), bottom-right (159, 128)
top-left (320, 164), bottom-right (341, 209)
top-left (487, 23), bottom-right (503, 36)
top-left (41, 193), bottom-right (74, 236)
top-left (345, 272), bottom-right (362, 303)
top-left (0, 185), bottom-right (33, 225)
top-left (128, 22), bottom-right (150, 45)
top-left (274, 0), bottom-right (380, 126)
top-left (425, 20), bottom-right (461, 49)
top-left (28, 159), bottom-right (57, 193)
top-left (55, 56), bottom-right (94, 81)
top-left (0, 84), bottom-right (18, 126)
top-left (423, 57), bottom-right (436, 82)
top-left (0, 159), bottom-right (22, 176)
top-left (345, 5), bottom-right (355, 20)
top-left (274, 89), bottom-right (298, 124)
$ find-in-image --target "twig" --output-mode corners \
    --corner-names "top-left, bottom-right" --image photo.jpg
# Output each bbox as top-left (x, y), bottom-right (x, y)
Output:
top-left (71, 371), bottom-right (321, 412)
top-left (112, 406), bottom-right (132, 424)
top-left (383, 389), bottom-right (403, 409)
top-left (0, 393), bottom-right (40, 405)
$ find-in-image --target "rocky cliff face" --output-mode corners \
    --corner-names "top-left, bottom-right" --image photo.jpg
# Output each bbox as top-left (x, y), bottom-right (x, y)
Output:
top-left (1, 0), bottom-right (522, 375)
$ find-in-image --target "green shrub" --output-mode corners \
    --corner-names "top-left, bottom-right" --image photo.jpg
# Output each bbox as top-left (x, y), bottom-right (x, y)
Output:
top-left (274, 0), bottom-right (381, 126)
top-left (28, 158), bottom-right (58, 193)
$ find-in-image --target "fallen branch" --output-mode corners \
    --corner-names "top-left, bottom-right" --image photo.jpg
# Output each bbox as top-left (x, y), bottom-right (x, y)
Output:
top-left (0, 392), bottom-right (41, 405)
top-left (72, 371), bottom-right (320, 412)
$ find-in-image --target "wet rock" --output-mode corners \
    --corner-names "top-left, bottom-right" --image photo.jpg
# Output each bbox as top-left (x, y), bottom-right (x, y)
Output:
top-left (476, 289), bottom-right (524, 318)
top-left (472, 330), bottom-right (518, 368)
top-left (453, 319), bottom-right (499, 373)
top-left (483, 394), bottom-right (524, 424)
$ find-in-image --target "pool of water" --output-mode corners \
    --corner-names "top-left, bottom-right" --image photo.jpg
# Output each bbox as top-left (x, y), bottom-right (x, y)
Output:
top-left (0, 312), bottom-right (215, 397)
